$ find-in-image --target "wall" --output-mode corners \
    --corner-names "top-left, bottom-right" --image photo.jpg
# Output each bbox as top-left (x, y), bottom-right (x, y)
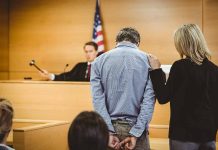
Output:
top-left (9, 0), bottom-right (95, 79)
top-left (0, 0), bottom-right (9, 79)
top-left (204, 0), bottom-right (218, 63)
top-left (0, 0), bottom-right (216, 79)
top-left (102, 0), bottom-right (202, 62)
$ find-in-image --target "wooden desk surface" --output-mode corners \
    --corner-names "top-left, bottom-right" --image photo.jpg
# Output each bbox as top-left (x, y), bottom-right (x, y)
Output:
top-left (0, 80), bottom-right (89, 84)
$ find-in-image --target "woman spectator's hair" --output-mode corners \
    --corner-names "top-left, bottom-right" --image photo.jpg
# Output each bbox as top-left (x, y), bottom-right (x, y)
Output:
top-left (0, 98), bottom-right (14, 143)
top-left (68, 111), bottom-right (109, 150)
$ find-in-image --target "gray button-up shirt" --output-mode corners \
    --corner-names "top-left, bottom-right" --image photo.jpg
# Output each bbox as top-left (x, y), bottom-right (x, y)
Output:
top-left (91, 42), bottom-right (155, 137)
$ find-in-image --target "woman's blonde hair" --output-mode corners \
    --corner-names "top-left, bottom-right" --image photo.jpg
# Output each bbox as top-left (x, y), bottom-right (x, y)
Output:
top-left (0, 98), bottom-right (14, 143)
top-left (174, 24), bottom-right (211, 65)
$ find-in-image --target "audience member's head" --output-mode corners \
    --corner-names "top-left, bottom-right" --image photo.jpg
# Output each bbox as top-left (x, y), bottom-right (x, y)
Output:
top-left (116, 27), bottom-right (140, 46)
top-left (174, 23), bottom-right (211, 65)
top-left (0, 98), bottom-right (14, 144)
top-left (83, 41), bottom-right (98, 62)
top-left (68, 111), bottom-right (108, 150)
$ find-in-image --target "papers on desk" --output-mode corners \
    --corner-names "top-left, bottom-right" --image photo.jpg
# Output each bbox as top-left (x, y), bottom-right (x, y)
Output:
top-left (161, 65), bottom-right (172, 80)
top-left (161, 65), bottom-right (172, 74)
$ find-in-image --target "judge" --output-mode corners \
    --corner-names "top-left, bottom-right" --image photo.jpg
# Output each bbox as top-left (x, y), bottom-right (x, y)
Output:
top-left (40, 41), bottom-right (98, 81)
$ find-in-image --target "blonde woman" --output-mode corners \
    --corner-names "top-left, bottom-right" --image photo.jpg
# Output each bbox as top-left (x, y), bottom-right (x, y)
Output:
top-left (148, 24), bottom-right (218, 150)
top-left (0, 98), bottom-right (14, 150)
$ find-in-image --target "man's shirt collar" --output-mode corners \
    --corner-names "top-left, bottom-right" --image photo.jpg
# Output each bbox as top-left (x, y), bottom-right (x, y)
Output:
top-left (116, 41), bottom-right (138, 49)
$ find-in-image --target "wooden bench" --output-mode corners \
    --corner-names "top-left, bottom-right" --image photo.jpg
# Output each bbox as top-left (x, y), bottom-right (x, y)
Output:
top-left (7, 119), bottom-right (70, 150)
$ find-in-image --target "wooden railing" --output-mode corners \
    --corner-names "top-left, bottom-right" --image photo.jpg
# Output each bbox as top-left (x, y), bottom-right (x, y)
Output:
top-left (7, 119), bottom-right (70, 150)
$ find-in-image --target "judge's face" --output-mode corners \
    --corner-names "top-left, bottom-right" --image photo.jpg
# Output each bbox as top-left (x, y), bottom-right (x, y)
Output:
top-left (84, 45), bottom-right (98, 62)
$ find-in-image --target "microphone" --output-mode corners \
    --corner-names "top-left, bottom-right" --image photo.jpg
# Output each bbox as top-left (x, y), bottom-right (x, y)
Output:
top-left (64, 64), bottom-right (69, 73)
top-left (63, 64), bottom-right (69, 81)
top-left (29, 60), bottom-right (44, 73)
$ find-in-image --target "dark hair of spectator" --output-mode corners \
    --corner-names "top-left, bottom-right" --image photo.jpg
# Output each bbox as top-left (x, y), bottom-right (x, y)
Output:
top-left (68, 111), bottom-right (109, 150)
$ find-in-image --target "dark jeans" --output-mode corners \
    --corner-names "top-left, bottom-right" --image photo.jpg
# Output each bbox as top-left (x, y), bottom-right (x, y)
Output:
top-left (170, 139), bottom-right (216, 150)
top-left (108, 120), bottom-right (150, 150)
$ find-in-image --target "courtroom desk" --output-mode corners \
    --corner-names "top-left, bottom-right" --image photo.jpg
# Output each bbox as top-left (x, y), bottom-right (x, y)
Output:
top-left (0, 80), bottom-right (93, 121)
top-left (0, 80), bottom-right (170, 124)
top-left (1, 80), bottom-right (217, 149)
top-left (0, 80), bottom-right (169, 142)
top-left (7, 119), bottom-right (69, 150)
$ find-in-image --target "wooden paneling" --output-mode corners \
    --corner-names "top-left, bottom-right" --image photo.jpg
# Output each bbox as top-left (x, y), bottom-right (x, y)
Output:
top-left (9, 0), bottom-right (95, 79)
top-left (0, 81), bottom-right (93, 121)
top-left (0, 0), bottom-right (9, 79)
top-left (0, 81), bottom-right (170, 135)
top-left (102, 0), bottom-right (202, 63)
top-left (150, 138), bottom-right (169, 150)
top-left (0, 81), bottom-right (171, 126)
top-left (0, 72), bottom-right (9, 80)
top-left (9, 0), bottom-right (203, 79)
top-left (10, 119), bottom-right (69, 150)
top-left (150, 103), bottom-right (170, 125)
top-left (204, 0), bottom-right (218, 64)
top-left (149, 125), bottom-right (169, 138)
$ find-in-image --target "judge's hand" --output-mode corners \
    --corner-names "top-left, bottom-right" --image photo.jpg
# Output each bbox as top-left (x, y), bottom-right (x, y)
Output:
top-left (39, 69), bottom-right (52, 80)
top-left (119, 136), bottom-right (137, 150)
top-left (108, 133), bottom-right (120, 150)
top-left (147, 54), bottom-right (161, 70)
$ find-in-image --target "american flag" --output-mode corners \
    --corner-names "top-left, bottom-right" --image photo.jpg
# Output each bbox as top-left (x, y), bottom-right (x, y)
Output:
top-left (92, 0), bottom-right (105, 52)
